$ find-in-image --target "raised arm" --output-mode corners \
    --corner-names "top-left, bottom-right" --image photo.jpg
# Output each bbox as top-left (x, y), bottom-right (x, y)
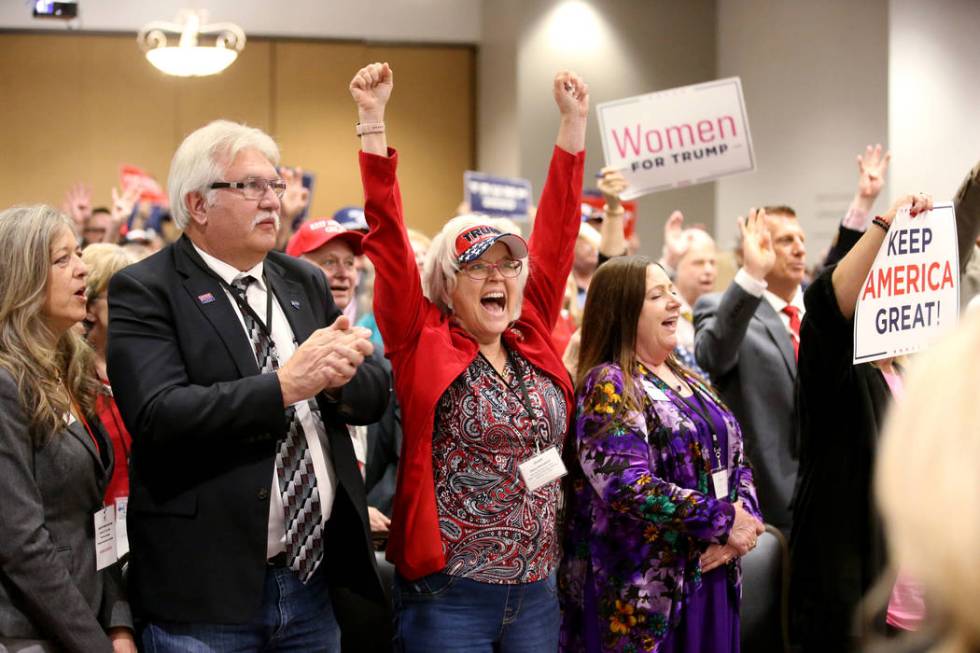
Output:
top-left (823, 144), bottom-right (891, 267)
top-left (596, 167), bottom-right (628, 258)
top-left (831, 193), bottom-right (932, 320)
top-left (694, 208), bottom-right (774, 375)
top-left (350, 62), bottom-right (391, 158)
top-left (350, 63), bottom-right (429, 354)
top-left (523, 73), bottom-right (587, 327)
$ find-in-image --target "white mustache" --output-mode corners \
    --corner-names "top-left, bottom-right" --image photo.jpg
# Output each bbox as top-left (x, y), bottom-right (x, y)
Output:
top-left (252, 211), bottom-right (280, 230)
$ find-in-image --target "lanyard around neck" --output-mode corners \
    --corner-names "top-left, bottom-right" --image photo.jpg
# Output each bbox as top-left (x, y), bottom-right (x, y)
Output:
top-left (218, 272), bottom-right (275, 341)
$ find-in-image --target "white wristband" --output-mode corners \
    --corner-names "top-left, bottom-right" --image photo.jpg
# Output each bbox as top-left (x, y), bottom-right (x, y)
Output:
top-left (356, 122), bottom-right (385, 136)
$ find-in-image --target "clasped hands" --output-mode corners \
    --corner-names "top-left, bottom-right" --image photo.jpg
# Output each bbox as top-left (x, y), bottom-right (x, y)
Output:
top-left (700, 500), bottom-right (764, 573)
top-left (277, 315), bottom-right (374, 406)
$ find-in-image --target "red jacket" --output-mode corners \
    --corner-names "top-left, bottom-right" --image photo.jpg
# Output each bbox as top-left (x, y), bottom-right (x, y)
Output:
top-left (359, 146), bottom-right (585, 580)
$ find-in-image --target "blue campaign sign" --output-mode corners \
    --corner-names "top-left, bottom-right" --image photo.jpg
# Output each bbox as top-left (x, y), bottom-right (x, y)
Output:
top-left (464, 171), bottom-right (533, 220)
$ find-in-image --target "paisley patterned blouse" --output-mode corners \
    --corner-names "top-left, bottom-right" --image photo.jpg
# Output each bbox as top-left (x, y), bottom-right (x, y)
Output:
top-left (434, 349), bottom-right (567, 583)
top-left (559, 361), bottom-right (762, 652)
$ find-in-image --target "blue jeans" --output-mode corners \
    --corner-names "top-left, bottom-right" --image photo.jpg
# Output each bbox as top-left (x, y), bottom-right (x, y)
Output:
top-left (140, 564), bottom-right (340, 653)
top-left (393, 571), bottom-right (560, 653)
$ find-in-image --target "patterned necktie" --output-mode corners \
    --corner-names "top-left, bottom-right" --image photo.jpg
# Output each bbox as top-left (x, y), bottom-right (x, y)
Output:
top-left (231, 276), bottom-right (325, 582)
top-left (782, 305), bottom-right (801, 361)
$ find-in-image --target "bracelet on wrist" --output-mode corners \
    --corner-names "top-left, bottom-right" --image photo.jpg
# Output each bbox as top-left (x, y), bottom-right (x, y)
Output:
top-left (872, 216), bottom-right (891, 232)
top-left (355, 121), bottom-right (385, 136)
top-left (604, 205), bottom-right (625, 216)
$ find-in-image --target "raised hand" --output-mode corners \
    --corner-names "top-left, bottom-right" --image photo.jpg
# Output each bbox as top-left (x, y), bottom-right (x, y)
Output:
top-left (597, 167), bottom-right (628, 211)
top-left (856, 143), bottom-right (891, 200)
top-left (553, 71), bottom-right (589, 119)
top-left (350, 62), bottom-right (393, 121)
top-left (110, 184), bottom-right (140, 234)
top-left (883, 192), bottom-right (933, 225)
top-left (661, 210), bottom-right (692, 270)
top-left (553, 72), bottom-right (588, 154)
top-left (739, 208), bottom-right (775, 280)
top-left (62, 182), bottom-right (93, 228)
top-left (280, 167), bottom-right (310, 221)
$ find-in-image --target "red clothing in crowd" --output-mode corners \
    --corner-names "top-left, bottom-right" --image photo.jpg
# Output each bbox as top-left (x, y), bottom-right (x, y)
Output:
top-left (359, 145), bottom-right (584, 581)
top-left (95, 386), bottom-right (131, 505)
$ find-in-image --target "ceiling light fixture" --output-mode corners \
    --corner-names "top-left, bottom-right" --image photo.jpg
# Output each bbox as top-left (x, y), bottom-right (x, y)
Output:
top-left (138, 10), bottom-right (246, 78)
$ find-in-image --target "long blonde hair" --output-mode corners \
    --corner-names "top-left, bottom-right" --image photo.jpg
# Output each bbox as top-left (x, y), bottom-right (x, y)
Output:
top-left (875, 312), bottom-right (980, 653)
top-left (0, 205), bottom-right (99, 442)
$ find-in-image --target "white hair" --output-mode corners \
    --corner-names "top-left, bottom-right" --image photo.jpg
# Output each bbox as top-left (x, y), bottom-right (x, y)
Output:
top-left (168, 120), bottom-right (280, 230)
top-left (876, 312), bottom-right (980, 652)
top-left (422, 214), bottom-right (530, 318)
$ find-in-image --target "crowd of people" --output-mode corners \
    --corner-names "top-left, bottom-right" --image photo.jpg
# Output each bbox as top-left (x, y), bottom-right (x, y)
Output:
top-left (0, 60), bottom-right (979, 653)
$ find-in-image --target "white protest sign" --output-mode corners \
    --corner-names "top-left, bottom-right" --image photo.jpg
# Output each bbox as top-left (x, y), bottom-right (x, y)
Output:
top-left (853, 203), bottom-right (959, 364)
top-left (597, 77), bottom-right (755, 200)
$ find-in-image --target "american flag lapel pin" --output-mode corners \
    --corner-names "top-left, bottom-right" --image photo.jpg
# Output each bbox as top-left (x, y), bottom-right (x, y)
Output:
top-left (198, 292), bottom-right (216, 304)
top-left (290, 300), bottom-right (301, 310)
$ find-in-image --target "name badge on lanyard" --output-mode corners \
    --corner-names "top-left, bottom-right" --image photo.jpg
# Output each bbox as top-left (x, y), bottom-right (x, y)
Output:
top-left (519, 446), bottom-right (567, 492)
top-left (711, 469), bottom-right (729, 500)
top-left (94, 506), bottom-right (117, 571)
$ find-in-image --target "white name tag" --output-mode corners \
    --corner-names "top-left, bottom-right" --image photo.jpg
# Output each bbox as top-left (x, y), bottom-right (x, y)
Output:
top-left (94, 506), bottom-right (117, 571)
top-left (641, 379), bottom-right (669, 401)
top-left (712, 469), bottom-right (729, 500)
top-left (114, 497), bottom-right (130, 559)
top-left (518, 446), bottom-right (568, 492)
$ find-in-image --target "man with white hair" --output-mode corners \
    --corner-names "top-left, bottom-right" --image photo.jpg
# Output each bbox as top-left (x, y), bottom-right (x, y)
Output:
top-left (662, 219), bottom-right (718, 378)
top-left (107, 120), bottom-right (389, 651)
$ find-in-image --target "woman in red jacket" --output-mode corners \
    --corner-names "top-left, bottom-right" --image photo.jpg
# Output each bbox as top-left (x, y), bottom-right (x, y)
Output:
top-left (350, 62), bottom-right (587, 652)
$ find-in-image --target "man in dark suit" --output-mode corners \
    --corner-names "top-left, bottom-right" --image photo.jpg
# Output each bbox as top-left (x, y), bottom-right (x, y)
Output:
top-left (107, 120), bottom-right (389, 651)
top-left (694, 206), bottom-right (806, 533)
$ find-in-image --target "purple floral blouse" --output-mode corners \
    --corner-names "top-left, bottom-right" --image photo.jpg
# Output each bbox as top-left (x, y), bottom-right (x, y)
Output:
top-left (559, 362), bottom-right (762, 652)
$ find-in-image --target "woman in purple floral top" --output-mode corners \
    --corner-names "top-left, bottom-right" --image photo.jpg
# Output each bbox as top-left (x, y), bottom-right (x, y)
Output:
top-left (559, 256), bottom-right (765, 653)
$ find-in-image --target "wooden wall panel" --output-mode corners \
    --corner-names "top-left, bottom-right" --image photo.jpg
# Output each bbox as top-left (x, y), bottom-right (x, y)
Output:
top-left (0, 32), bottom-right (474, 238)
top-left (272, 40), bottom-right (372, 223)
top-left (363, 45), bottom-right (476, 236)
top-left (171, 39), bottom-right (273, 141)
top-left (274, 41), bottom-right (475, 236)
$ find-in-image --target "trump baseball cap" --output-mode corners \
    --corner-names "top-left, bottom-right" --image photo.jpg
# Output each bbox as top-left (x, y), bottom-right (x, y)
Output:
top-left (455, 224), bottom-right (528, 265)
top-left (286, 219), bottom-right (364, 257)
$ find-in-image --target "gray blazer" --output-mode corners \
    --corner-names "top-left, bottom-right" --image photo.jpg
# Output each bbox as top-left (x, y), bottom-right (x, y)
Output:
top-left (694, 283), bottom-right (798, 532)
top-left (0, 370), bottom-right (131, 653)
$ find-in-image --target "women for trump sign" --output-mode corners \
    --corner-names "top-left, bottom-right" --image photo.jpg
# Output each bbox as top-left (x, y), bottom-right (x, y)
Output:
top-left (596, 77), bottom-right (755, 200)
top-left (853, 203), bottom-right (960, 364)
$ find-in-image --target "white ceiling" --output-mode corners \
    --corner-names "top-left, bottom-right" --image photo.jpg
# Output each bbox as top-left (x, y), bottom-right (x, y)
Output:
top-left (0, 0), bottom-right (482, 43)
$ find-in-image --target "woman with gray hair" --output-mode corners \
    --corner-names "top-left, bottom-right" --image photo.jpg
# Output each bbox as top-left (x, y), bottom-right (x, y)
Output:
top-left (0, 206), bottom-right (134, 652)
top-left (349, 62), bottom-right (587, 651)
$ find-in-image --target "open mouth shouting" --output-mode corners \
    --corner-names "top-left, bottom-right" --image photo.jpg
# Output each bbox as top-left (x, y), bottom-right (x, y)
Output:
top-left (480, 290), bottom-right (507, 316)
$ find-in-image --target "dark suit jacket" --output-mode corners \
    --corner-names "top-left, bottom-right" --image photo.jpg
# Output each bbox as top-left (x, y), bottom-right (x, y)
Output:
top-left (106, 236), bottom-right (390, 624)
top-left (694, 283), bottom-right (798, 531)
top-left (363, 357), bottom-right (402, 518)
top-left (0, 371), bottom-right (131, 653)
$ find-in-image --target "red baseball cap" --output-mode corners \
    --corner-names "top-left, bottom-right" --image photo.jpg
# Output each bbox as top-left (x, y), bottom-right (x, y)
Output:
top-left (455, 224), bottom-right (528, 265)
top-left (286, 219), bottom-right (364, 257)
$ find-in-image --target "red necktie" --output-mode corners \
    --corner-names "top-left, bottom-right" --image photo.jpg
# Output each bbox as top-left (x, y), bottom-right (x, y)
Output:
top-left (782, 305), bottom-right (801, 361)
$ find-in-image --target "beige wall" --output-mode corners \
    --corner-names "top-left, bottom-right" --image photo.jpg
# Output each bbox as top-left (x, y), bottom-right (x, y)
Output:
top-left (889, 0), bottom-right (980, 205)
top-left (716, 0), bottom-right (890, 260)
top-left (479, 0), bottom-right (718, 259)
top-left (0, 33), bottom-right (475, 236)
